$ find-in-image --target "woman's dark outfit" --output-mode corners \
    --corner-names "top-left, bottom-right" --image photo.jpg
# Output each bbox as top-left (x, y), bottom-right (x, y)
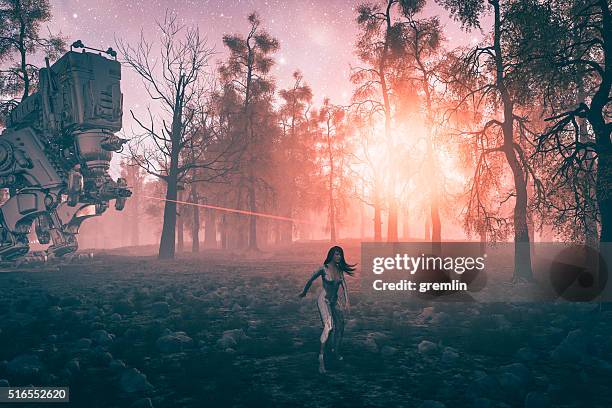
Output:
top-left (301, 264), bottom-right (349, 355)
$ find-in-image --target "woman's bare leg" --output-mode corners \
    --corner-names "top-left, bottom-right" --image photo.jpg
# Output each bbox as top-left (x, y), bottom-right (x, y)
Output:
top-left (318, 341), bottom-right (326, 373)
top-left (317, 292), bottom-right (332, 374)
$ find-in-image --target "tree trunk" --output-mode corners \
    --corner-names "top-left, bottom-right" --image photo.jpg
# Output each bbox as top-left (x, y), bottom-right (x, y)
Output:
top-left (205, 208), bottom-right (217, 248)
top-left (425, 216), bottom-right (431, 241)
top-left (131, 185), bottom-right (140, 247)
top-left (329, 185), bottom-right (336, 243)
top-left (177, 189), bottom-right (184, 253)
top-left (248, 170), bottom-right (258, 250)
top-left (158, 89), bottom-right (183, 260)
top-left (492, 0), bottom-right (532, 280)
top-left (387, 198), bottom-right (398, 242)
top-left (17, 1), bottom-right (29, 100)
top-left (360, 183), bottom-right (366, 239)
top-left (380, 3), bottom-right (397, 242)
top-left (402, 206), bottom-right (409, 240)
top-left (220, 214), bottom-right (227, 249)
top-left (431, 197), bottom-right (441, 254)
top-left (373, 205), bottom-right (382, 242)
top-left (429, 150), bottom-right (441, 249)
top-left (590, 0), bottom-right (612, 243)
top-left (159, 175), bottom-right (178, 259)
top-left (479, 230), bottom-right (486, 255)
top-left (576, 78), bottom-right (599, 246)
top-left (326, 119), bottom-right (336, 243)
top-left (191, 188), bottom-right (200, 253)
top-left (597, 146), bottom-right (612, 243)
top-left (504, 141), bottom-right (533, 280)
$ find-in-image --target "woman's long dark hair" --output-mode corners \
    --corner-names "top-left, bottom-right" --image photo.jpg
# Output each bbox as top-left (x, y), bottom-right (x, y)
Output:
top-left (324, 246), bottom-right (356, 276)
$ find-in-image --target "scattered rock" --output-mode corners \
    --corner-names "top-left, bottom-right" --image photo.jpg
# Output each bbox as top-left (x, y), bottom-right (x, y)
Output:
top-left (515, 347), bottom-right (537, 362)
top-left (346, 319), bottom-right (358, 330)
top-left (65, 359), bottom-right (80, 374)
top-left (91, 330), bottom-right (114, 345)
top-left (525, 391), bottom-right (550, 408)
top-left (156, 332), bottom-right (193, 353)
top-left (441, 347), bottom-right (459, 363)
top-left (119, 368), bottom-right (153, 394)
top-left (381, 345), bottom-right (398, 357)
top-left (501, 363), bottom-right (530, 385)
top-left (491, 314), bottom-right (511, 330)
top-left (94, 351), bottom-right (113, 366)
top-left (216, 329), bottom-right (246, 349)
top-left (498, 372), bottom-right (524, 394)
top-left (551, 329), bottom-right (587, 362)
top-left (418, 340), bottom-right (438, 355)
top-left (49, 306), bottom-right (62, 319)
top-left (416, 307), bottom-right (436, 324)
top-left (59, 296), bottom-right (81, 307)
top-left (419, 400), bottom-right (446, 408)
top-left (110, 359), bottom-right (126, 371)
top-left (471, 371), bottom-right (500, 398)
top-left (76, 338), bottom-right (92, 349)
top-left (114, 300), bottom-right (134, 314)
top-left (151, 302), bottom-right (170, 317)
top-left (130, 397), bottom-right (154, 408)
top-left (367, 332), bottom-right (390, 348)
top-left (363, 337), bottom-right (379, 353)
top-left (124, 328), bottom-right (138, 339)
top-left (471, 398), bottom-right (493, 408)
top-left (7, 354), bottom-right (44, 377)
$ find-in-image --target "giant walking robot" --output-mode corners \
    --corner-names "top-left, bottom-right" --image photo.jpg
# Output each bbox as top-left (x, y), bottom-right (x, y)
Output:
top-left (0, 41), bottom-right (131, 261)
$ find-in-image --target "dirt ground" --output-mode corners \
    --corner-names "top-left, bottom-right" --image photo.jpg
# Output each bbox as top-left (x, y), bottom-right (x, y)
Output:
top-left (0, 242), bottom-right (610, 407)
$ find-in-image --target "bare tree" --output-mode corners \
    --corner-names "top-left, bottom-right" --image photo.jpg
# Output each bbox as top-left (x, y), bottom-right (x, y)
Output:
top-left (118, 12), bottom-right (232, 259)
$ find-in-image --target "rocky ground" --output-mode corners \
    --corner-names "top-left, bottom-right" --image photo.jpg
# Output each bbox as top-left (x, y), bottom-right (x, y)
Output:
top-left (0, 242), bottom-right (611, 408)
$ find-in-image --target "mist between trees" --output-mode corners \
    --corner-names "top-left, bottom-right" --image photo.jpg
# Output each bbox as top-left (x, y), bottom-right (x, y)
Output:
top-left (0, 0), bottom-right (610, 282)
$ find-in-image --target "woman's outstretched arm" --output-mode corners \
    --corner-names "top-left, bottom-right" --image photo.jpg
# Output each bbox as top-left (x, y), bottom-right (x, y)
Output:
top-left (299, 267), bottom-right (324, 297)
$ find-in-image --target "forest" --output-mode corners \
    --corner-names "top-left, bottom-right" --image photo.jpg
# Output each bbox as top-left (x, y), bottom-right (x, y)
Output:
top-left (1, 2), bottom-right (612, 407)
top-left (0, 0), bottom-right (610, 279)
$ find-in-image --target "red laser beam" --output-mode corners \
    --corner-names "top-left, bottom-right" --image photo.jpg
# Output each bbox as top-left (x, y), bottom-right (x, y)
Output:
top-left (142, 195), bottom-right (320, 226)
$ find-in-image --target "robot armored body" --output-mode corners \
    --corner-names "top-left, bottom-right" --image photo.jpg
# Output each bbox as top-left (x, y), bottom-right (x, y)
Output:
top-left (0, 42), bottom-right (131, 261)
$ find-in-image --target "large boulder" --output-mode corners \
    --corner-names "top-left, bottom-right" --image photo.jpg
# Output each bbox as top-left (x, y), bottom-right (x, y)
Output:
top-left (6, 354), bottom-right (44, 377)
top-left (156, 332), bottom-right (193, 353)
top-left (91, 329), bottom-right (114, 346)
top-left (551, 329), bottom-right (588, 362)
top-left (120, 368), bottom-right (153, 394)
top-left (418, 340), bottom-right (438, 355)
top-left (216, 329), bottom-right (247, 350)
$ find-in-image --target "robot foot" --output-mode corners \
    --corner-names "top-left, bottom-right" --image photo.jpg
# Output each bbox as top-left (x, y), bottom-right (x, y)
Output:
top-left (47, 237), bottom-right (78, 258)
top-left (48, 243), bottom-right (78, 258)
top-left (0, 230), bottom-right (30, 261)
